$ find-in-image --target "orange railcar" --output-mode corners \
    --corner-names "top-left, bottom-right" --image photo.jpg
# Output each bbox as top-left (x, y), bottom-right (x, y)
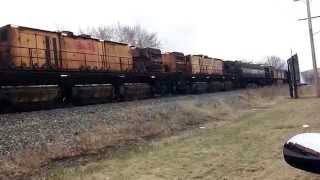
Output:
top-left (0, 25), bottom-right (61, 69)
top-left (162, 52), bottom-right (187, 73)
top-left (199, 56), bottom-right (223, 75)
top-left (60, 34), bottom-right (104, 71)
top-left (186, 55), bottom-right (201, 74)
top-left (103, 41), bottom-right (133, 72)
top-left (0, 25), bottom-right (133, 72)
top-left (186, 55), bottom-right (223, 75)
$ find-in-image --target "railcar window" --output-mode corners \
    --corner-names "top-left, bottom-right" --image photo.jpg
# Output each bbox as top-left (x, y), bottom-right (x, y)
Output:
top-left (0, 29), bottom-right (8, 42)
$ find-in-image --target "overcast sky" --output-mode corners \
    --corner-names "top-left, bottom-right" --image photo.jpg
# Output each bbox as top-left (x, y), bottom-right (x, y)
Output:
top-left (2, 0), bottom-right (320, 70)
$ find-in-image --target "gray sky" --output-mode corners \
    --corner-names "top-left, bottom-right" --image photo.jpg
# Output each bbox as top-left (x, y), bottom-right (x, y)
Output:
top-left (2, 0), bottom-right (320, 70)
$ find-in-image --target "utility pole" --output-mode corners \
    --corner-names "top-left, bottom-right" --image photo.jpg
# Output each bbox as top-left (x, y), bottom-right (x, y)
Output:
top-left (305, 0), bottom-right (320, 97)
top-left (294, 0), bottom-right (320, 97)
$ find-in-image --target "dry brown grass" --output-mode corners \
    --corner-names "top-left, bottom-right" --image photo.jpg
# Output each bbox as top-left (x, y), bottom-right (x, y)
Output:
top-left (0, 101), bottom-right (213, 179)
top-left (0, 136), bottom-right (82, 180)
top-left (47, 86), bottom-right (320, 180)
top-left (0, 86), bottom-right (293, 180)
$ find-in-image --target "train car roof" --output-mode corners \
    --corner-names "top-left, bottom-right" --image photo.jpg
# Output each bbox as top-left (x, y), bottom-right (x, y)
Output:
top-left (104, 40), bottom-right (128, 46)
top-left (0, 24), bottom-right (129, 45)
top-left (170, 52), bottom-right (185, 56)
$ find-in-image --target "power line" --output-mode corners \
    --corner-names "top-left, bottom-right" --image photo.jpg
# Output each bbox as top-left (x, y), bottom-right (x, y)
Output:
top-left (298, 15), bottom-right (320, 21)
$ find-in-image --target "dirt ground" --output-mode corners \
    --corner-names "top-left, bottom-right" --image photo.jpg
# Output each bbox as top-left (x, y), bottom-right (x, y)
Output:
top-left (46, 87), bottom-right (320, 180)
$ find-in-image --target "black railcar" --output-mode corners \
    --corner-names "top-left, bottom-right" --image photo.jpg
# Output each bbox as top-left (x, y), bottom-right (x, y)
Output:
top-left (224, 61), bottom-right (273, 88)
top-left (131, 47), bottom-right (164, 73)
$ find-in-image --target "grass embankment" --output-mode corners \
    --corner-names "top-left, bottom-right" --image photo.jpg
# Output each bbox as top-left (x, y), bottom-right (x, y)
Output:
top-left (47, 86), bottom-right (320, 180)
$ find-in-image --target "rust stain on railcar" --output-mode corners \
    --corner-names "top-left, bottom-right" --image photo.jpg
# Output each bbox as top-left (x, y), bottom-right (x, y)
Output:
top-left (0, 25), bottom-right (61, 69)
top-left (200, 57), bottom-right (223, 75)
top-left (0, 24), bottom-right (133, 73)
top-left (186, 55), bottom-right (224, 75)
top-left (60, 35), bottom-right (103, 70)
top-left (186, 55), bottom-right (201, 75)
top-left (104, 41), bottom-right (133, 72)
top-left (162, 52), bottom-right (188, 73)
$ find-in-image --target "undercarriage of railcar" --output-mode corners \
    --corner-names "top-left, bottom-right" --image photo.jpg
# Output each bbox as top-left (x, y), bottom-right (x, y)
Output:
top-left (0, 70), bottom-right (244, 113)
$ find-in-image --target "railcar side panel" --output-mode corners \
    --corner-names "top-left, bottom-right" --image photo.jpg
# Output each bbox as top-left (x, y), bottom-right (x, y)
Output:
top-left (241, 67), bottom-right (265, 78)
top-left (162, 53), bottom-right (176, 73)
top-left (175, 52), bottom-right (188, 73)
top-left (186, 55), bottom-right (201, 74)
top-left (200, 57), bottom-right (223, 75)
top-left (162, 52), bottom-right (188, 73)
top-left (4, 26), bottom-right (61, 70)
top-left (132, 48), bottom-right (164, 73)
top-left (187, 55), bottom-right (223, 75)
top-left (60, 36), bottom-right (103, 70)
top-left (104, 41), bottom-right (133, 72)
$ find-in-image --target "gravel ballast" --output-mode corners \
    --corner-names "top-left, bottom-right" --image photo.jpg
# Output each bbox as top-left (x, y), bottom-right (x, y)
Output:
top-left (0, 91), bottom-right (246, 157)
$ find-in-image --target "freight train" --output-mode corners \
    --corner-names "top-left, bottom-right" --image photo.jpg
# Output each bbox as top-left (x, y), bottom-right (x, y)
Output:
top-left (0, 24), bottom-right (287, 112)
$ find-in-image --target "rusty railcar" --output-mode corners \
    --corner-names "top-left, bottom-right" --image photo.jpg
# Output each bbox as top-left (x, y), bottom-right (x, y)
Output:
top-left (0, 25), bottom-right (136, 111)
top-left (103, 41), bottom-right (133, 72)
top-left (162, 52), bottom-right (188, 73)
top-left (59, 33), bottom-right (103, 71)
top-left (131, 47), bottom-right (164, 73)
top-left (186, 55), bottom-right (201, 74)
top-left (0, 25), bottom-right (133, 73)
top-left (200, 57), bottom-right (224, 75)
top-left (186, 55), bottom-right (223, 75)
top-left (0, 24), bottom-right (281, 113)
top-left (0, 25), bottom-right (61, 70)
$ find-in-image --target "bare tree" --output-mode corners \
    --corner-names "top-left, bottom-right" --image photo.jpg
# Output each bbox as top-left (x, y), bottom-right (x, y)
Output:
top-left (79, 26), bottom-right (115, 41)
top-left (263, 56), bottom-right (287, 70)
top-left (55, 24), bottom-right (68, 32)
top-left (80, 23), bottom-right (161, 48)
